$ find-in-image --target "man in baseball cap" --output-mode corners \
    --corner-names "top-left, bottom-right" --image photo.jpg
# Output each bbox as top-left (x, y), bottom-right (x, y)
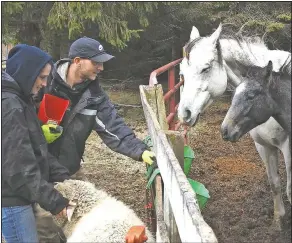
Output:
top-left (69, 37), bottom-right (114, 63)
top-left (35, 35), bottom-right (156, 243)
top-left (57, 36), bottom-right (115, 86)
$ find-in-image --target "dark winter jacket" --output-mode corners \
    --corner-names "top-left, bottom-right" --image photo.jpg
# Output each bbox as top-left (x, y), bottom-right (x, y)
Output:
top-left (38, 59), bottom-right (148, 175)
top-left (2, 45), bottom-right (70, 215)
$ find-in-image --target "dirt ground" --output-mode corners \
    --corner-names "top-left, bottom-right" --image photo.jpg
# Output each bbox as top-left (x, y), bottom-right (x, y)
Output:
top-left (187, 96), bottom-right (291, 243)
top-left (79, 89), bottom-right (291, 243)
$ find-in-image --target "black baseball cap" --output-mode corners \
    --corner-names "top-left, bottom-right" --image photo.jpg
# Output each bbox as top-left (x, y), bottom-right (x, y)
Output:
top-left (69, 37), bottom-right (114, 63)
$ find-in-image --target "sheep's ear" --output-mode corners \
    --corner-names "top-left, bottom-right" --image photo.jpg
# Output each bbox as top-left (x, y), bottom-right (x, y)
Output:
top-left (67, 203), bottom-right (77, 222)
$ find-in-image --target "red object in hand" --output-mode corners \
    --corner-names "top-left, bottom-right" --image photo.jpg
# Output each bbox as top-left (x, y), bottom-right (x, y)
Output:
top-left (125, 226), bottom-right (148, 243)
top-left (38, 94), bottom-right (69, 125)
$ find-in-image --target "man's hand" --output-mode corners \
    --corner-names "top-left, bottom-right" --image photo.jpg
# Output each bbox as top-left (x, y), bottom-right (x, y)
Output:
top-left (142, 150), bottom-right (156, 165)
top-left (56, 206), bottom-right (67, 219)
top-left (42, 123), bottom-right (63, 143)
top-left (56, 201), bottom-right (77, 221)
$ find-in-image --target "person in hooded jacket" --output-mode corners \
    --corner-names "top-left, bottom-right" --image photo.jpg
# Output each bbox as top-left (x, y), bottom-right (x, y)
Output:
top-left (1, 44), bottom-right (73, 243)
top-left (36, 37), bottom-right (156, 176)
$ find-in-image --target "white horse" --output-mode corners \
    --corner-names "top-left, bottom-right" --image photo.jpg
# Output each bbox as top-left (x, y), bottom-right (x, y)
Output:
top-left (178, 23), bottom-right (291, 230)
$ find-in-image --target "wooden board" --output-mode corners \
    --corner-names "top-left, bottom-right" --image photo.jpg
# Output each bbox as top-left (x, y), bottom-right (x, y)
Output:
top-left (155, 176), bottom-right (170, 243)
top-left (140, 85), bottom-right (217, 243)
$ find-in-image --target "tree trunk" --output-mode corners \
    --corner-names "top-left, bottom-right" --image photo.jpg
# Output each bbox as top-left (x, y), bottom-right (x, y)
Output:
top-left (50, 32), bottom-right (61, 61)
top-left (59, 32), bottom-right (70, 59)
top-left (16, 22), bottom-right (42, 47)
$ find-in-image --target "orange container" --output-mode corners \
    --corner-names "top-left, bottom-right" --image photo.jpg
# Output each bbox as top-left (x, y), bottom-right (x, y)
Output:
top-left (38, 94), bottom-right (69, 125)
top-left (125, 226), bottom-right (148, 243)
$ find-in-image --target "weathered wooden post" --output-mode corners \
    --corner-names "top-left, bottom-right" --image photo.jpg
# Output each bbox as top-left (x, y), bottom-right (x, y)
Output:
top-left (140, 84), bottom-right (217, 243)
top-left (147, 84), bottom-right (183, 242)
top-left (142, 85), bottom-right (170, 243)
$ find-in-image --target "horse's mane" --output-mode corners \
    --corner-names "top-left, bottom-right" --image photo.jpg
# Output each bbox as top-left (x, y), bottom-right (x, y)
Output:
top-left (279, 53), bottom-right (291, 76)
top-left (220, 32), bottom-right (291, 78)
top-left (184, 29), bottom-right (268, 69)
top-left (243, 55), bottom-right (291, 80)
top-left (221, 32), bottom-right (267, 48)
top-left (184, 27), bottom-right (291, 78)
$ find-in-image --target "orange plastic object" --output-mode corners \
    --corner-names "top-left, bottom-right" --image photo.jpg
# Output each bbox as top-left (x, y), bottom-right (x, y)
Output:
top-left (38, 94), bottom-right (69, 125)
top-left (125, 226), bottom-right (148, 243)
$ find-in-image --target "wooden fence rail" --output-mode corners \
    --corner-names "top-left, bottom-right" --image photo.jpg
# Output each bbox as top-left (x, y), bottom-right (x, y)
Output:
top-left (140, 84), bottom-right (217, 243)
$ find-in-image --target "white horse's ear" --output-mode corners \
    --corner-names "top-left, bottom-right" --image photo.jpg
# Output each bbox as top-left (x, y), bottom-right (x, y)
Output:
top-left (190, 26), bottom-right (200, 40)
top-left (209, 23), bottom-right (222, 45)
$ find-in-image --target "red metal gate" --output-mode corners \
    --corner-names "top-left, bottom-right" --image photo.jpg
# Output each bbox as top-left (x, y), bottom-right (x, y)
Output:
top-left (149, 58), bottom-right (188, 143)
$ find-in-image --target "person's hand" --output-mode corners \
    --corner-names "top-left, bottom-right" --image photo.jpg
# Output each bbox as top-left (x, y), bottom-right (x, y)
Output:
top-left (142, 150), bottom-right (156, 165)
top-left (42, 122), bottom-right (63, 143)
top-left (56, 201), bottom-right (77, 221)
top-left (56, 206), bottom-right (67, 219)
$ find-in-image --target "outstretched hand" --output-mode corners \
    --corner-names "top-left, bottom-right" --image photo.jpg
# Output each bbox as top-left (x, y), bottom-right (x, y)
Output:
top-left (142, 150), bottom-right (156, 165)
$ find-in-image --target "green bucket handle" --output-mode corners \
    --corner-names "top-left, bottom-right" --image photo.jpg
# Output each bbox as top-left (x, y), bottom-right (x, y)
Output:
top-left (184, 145), bottom-right (195, 177)
top-left (144, 136), bottom-right (210, 210)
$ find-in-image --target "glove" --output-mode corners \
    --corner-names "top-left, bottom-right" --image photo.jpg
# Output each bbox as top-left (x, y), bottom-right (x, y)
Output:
top-left (142, 150), bottom-right (156, 165)
top-left (42, 123), bottom-right (63, 144)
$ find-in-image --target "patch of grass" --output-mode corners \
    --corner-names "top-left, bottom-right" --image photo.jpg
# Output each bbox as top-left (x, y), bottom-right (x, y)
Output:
top-left (276, 13), bottom-right (291, 23)
top-left (187, 121), bottom-right (210, 136)
top-left (106, 89), bottom-right (142, 105)
top-left (209, 96), bottom-right (231, 110)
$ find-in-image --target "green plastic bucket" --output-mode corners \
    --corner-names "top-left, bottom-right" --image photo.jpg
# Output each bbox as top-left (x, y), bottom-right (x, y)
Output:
top-left (188, 178), bottom-right (210, 209)
top-left (184, 145), bottom-right (195, 177)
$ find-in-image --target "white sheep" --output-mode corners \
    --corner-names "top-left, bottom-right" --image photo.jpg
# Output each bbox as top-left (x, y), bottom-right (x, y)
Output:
top-left (52, 179), bottom-right (155, 243)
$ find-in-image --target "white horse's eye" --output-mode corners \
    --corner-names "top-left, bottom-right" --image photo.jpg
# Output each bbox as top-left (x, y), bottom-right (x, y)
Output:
top-left (201, 66), bottom-right (211, 73)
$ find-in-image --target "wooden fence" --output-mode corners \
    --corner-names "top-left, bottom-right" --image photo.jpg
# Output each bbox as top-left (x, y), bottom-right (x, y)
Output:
top-left (140, 84), bottom-right (217, 243)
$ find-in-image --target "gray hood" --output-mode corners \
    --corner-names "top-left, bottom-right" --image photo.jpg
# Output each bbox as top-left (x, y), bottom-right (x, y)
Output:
top-left (1, 71), bottom-right (22, 96)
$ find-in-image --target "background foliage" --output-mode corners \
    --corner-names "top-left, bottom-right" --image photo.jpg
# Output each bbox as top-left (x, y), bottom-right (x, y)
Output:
top-left (2, 1), bottom-right (291, 86)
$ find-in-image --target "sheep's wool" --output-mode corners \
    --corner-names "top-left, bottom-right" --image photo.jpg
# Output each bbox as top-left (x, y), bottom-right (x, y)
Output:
top-left (53, 179), bottom-right (155, 243)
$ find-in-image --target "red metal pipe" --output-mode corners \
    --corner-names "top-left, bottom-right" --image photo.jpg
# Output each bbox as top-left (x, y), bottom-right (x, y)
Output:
top-left (174, 122), bottom-right (189, 144)
top-left (166, 104), bottom-right (179, 125)
top-left (174, 121), bottom-right (181, 131)
top-left (163, 80), bottom-right (184, 102)
top-left (166, 113), bottom-right (176, 126)
top-left (149, 58), bottom-right (183, 86)
top-left (148, 57), bottom-right (189, 142)
top-left (168, 67), bottom-right (176, 130)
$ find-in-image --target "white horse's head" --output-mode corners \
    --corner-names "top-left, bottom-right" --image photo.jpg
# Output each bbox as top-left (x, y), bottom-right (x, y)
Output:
top-left (178, 24), bottom-right (228, 126)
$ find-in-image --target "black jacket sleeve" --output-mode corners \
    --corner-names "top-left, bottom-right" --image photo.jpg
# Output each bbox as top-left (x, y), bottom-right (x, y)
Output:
top-left (2, 106), bottom-right (69, 215)
top-left (93, 86), bottom-right (148, 161)
top-left (47, 152), bottom-right (70, 183)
